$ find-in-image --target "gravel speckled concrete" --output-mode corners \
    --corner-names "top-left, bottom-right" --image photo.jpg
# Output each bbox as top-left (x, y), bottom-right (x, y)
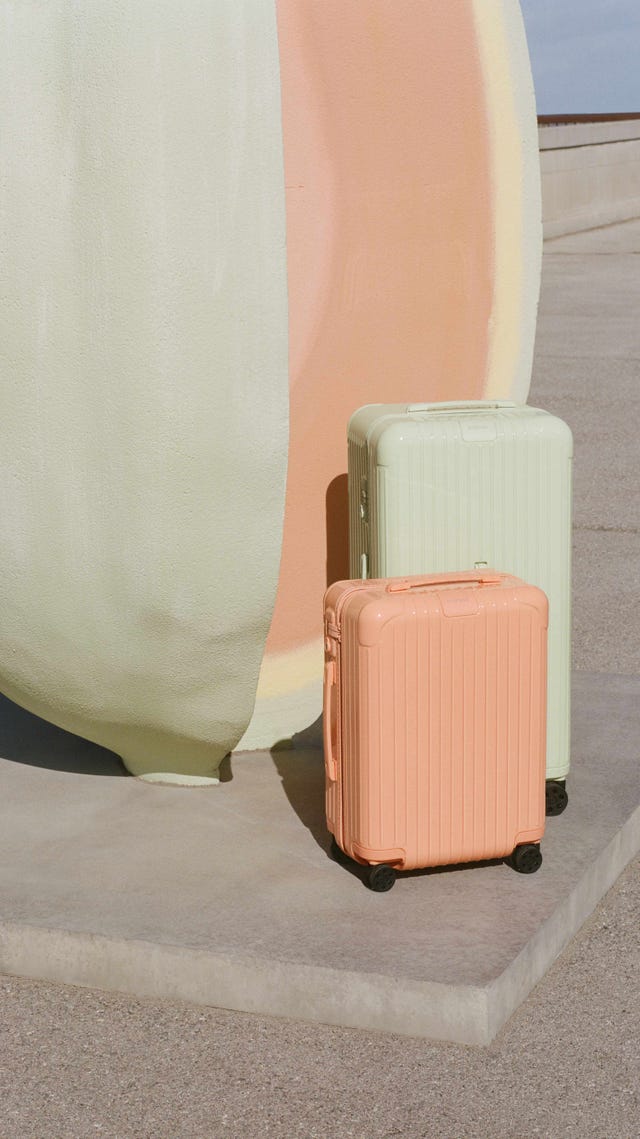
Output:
top-left (0, 854), bottom-right (638, 1138)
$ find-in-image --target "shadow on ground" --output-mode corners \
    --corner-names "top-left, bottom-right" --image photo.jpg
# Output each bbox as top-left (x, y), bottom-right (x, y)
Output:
top-left (0, 692), bottom-right (125, 776)
top-left (270, 729), bottom-right (328, 855)
top-left (270, 723), bottom-right (509, 886)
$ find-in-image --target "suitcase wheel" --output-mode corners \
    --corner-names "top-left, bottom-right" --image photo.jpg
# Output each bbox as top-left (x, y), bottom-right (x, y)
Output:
top-left (545, 779), bottom-right (569, 817)
top-left (365, 863), bottom-right (396, 892)
top-left (330, 836), bottom-right (349, 865)
top-left (510, 843), bottom-right (543, 875)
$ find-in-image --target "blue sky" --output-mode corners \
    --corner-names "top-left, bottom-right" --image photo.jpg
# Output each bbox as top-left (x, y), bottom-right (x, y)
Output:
top-left (519, 0), bottom-right (640, 113)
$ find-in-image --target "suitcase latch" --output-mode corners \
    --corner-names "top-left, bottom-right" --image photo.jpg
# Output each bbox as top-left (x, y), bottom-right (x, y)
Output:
top-left (325, 622), bottom-right (341, 656)
top-left (359, 478), bottom-right (368, 522)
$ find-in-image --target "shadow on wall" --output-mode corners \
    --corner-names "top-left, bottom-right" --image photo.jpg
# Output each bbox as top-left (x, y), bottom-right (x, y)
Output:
top-left (326, 473), bottom-right (349, 587)
top-left (263, 471), bottom-right (349, 817)
top-left (0, 692), bottom-right (125, 776)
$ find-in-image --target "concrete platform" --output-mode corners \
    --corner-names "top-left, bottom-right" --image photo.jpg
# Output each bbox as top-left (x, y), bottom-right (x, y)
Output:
top-left (0, 670), bottom-right (638, 1046)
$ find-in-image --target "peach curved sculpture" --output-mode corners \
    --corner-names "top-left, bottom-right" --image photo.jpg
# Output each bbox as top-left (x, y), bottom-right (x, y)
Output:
top-left (240, 0), bottom-right (542, 750)
top-left (0, 1), bottom-right (540, 779)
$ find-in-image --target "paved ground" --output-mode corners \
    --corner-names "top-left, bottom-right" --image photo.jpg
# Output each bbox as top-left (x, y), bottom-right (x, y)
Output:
top-left (1, 220), bottom-right (639, 1135)
top-left (0, 854), bottom-right (638, 1139)
top-left (2, 669), bottom-right (637, 1047)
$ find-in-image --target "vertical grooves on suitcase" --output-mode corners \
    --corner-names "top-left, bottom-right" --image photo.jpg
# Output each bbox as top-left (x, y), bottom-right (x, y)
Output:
top-left (350, 407), bottom-right (571, 781)
top-left (335, 582), bottom-right (545, 871)
top-left (347, 435), bottom-right (368, 579)
top-left (352, 436), bottom-right (362, 576)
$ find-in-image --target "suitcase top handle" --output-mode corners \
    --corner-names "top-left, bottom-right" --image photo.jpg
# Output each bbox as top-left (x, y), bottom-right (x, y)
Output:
top-left (387, 571), bottom-right (503, 593)
top-left (406, 401), bottom-right (515, 413)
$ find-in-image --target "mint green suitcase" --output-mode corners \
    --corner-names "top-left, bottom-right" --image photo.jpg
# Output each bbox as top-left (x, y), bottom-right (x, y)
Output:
top-left (348, 401), bottom-right (573, 814)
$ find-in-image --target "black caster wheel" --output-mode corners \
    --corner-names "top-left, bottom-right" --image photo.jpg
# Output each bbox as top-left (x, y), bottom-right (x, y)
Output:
top-left (545, 780), bottom-right (568, 817)
top-left (330, 837), bottom-right (348, 864)
top-left (510, 843), bottom-right (543, 875)
top-left (365, 863), bottom-right (396, 892)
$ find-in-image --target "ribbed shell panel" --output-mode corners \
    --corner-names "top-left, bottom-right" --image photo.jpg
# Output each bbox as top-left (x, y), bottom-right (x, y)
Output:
top-left (338, 584), bottom-right (546, 870)
top-left (348, 407), bottom-right (571, 779)
top-left (347, 433), bottom-right (369, 578)
top-left (342, 611), bottom-right (366, 852)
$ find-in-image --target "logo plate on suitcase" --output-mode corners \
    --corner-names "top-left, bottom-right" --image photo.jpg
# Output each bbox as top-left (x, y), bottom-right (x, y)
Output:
top-left (460, 417), bottom-right (497, 442)
top-left (438, 592), bottom-right (479, 616)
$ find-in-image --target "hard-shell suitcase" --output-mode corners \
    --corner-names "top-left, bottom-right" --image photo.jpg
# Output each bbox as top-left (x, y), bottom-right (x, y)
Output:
top-left (324, 570), bottom-right (547, 891)
top-left (348, 400), bottom-right (572, 813)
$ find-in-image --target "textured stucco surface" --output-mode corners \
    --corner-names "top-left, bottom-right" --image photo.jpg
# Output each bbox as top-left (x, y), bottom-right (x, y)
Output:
top-left (0, 1), bottom-right (289, 778)
top-left (473, 0), bottom-right (542, 403)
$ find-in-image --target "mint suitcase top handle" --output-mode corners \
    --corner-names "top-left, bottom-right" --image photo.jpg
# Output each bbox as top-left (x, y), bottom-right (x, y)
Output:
top-left (406, 401), bottom-right (516, 413)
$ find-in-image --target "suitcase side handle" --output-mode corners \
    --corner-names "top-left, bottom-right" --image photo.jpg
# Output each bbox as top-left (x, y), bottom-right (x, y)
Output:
top-left (406, 400), bottom-right (515, 413)
top-left (387, 571), bottom-right (502, 593)
top-left (323, 661), bottom-right (338, 781)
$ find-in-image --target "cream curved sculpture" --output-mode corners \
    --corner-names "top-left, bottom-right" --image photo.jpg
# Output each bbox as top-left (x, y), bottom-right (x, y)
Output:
top-left (0, 1), bottom-right (541, 779)
top-left (0, 2), bottom-right (289, 781)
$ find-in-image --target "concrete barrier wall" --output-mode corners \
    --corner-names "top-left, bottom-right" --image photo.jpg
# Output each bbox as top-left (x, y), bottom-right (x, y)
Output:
top-left (540, 119), bottom-right (640, 238)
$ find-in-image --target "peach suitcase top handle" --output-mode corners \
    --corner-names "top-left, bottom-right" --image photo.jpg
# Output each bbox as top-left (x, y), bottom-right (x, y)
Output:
top-left (386, 571), bottom-right (503, 592)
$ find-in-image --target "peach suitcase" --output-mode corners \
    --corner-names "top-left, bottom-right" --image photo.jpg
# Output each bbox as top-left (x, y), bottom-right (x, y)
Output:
top-left (323, 570), bottom-right (547, 891)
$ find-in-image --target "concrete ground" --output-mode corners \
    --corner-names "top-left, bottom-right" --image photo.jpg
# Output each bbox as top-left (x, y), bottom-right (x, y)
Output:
top-left (1, 220), bottom-right (639, 1135)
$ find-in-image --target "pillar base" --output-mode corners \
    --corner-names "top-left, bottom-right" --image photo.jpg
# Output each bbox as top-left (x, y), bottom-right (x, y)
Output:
top-left (133, 771), bottom-right (220, 787)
